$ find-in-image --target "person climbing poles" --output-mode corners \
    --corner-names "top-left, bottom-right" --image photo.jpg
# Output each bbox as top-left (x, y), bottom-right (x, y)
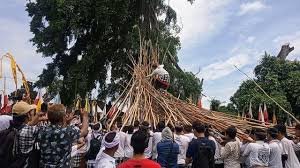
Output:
top-left (146, 63), bottom-right (170, 91)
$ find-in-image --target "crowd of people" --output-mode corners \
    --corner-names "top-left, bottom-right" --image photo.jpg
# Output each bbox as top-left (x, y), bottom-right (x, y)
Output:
top-left (1, 100), bottom-right (300, 168)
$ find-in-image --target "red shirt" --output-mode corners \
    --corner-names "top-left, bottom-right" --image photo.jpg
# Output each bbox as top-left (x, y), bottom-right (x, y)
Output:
top-left (117, 159), bottom-right (161, 168)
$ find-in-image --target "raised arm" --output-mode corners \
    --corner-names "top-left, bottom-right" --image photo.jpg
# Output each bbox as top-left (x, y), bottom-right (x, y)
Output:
top-left (80, 109), bottom-right (89, 137)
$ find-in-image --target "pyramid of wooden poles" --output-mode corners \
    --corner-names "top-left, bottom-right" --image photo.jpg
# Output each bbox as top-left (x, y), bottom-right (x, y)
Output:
top-left (108, 40), bottom-right (295, 139)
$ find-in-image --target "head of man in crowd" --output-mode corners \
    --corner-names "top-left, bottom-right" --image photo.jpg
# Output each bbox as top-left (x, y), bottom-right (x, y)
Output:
top-left (274, 124), bottom-right (287, 140)
top-left (103, 131), bottom-right (120, 156)
top-left (267, 128), bottom-right (279, 141)
top-left (175, 124), bottom-right (184, 135)
top-left (12, 101), bottom-right (37, 126)
top-left (225, 126), bottom-right (237, 140)
top-left (192, 121), bottom-right (206, 138)
top-left (47, 104), bottom-right (67, 125)
top-left (157, 121), bottom-right (165, 132)
top-left (127, 125), bottom-right (134, 134)
top-left (131, 130), bottom-right (150, 156)
top-left (134, 120), bottom-right (140, 129)
top-left (184, 124), bottom-right (193, 134)
top-left (253, 128), bottom-right (267, 141)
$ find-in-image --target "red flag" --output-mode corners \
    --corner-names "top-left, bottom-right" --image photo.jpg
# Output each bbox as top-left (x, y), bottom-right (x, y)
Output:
top-left (263, 103), bottom-right (269, 123)
top-left (0, 95), bottom-right (10, 114)
top-left (197, 96), bottom-right (202, 109)
top-left (107, 106), bottom-right (117, 119)
top-left (258, 104), bottom-right (265, 125)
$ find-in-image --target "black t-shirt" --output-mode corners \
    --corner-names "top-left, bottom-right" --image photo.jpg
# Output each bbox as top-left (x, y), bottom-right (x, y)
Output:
top-left (186, 137), bottom-right (216, 168)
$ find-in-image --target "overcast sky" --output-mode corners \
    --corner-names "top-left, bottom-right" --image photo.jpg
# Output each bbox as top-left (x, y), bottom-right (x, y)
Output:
top-left (1, 0), bottom-right (300, 108)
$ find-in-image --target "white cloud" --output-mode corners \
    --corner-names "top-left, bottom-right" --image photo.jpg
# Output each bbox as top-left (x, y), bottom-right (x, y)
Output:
top-left (170, 0), bottom-right (233, 48)
top-left (273, 31), bottom-right (300, 60)
top-left (199, 53), bottom-right (251, 80)
top-left (246, 36), bottom-right (256, 43)
top-left (0, 17), bottom-right (50, 93)
top-left (238, 1), bottom-right (268, 16)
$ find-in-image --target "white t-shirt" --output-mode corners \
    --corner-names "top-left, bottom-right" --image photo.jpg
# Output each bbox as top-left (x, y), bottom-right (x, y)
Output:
top-left (114, 131), bottom-right (127, 158)
top-left (209, 136), bottom-right (222, 160)
top-left (221, 141), bottom-right (241, 168)
top-left (95, 151), bottom-right (116, 168)
top-left (242, 141), bottom-right (270, 167)
top-left (144, 131), bottom-right (153, 159)
top-left (268, 140), bottom-right (283, 168)
top-left (184, 133), bottom-right (195, 142)
top-left (174, 134), bottom-right (190, 165)
top-left (149, 65), bottom-right (169, 82)
top-left (280, 137), bottom-right (300, 168)
top-left (0, 115), bottom-right (12, 131)
top-left (152, 132), bottom-right (162, 159)
top-left (124, 134), bottom-right (133, 158)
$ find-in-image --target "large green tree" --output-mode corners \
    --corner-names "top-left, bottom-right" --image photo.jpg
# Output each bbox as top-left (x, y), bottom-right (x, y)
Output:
top-left (231, 53), bottom-right (300, 120)
top-left (26, 0), bottom-right (201, 105)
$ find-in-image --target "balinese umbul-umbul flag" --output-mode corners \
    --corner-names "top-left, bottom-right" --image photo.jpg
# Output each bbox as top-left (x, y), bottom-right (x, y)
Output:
top-left (263, 103), bottom-right (269, 123)
top-left (248, 101), bottom-right (253, 119)
top-left (34, 90), bottom-right (43, 112)
top-left (197, 95), bottom-right (202, 109)
top-left (258, 104), bottom-right (265, 125)
top-left (0, 94), bottom-right (10, 114)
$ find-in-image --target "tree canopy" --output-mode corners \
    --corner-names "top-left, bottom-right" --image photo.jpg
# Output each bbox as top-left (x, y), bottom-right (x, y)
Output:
top-left (230, 53), bottom-right (300, 120)
top-left (26, 0), bottom-right (201, 105)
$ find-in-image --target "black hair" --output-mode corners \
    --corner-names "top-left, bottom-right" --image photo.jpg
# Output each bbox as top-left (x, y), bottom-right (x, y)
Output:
top-left (157, 121), bottom-right (165, 132)
top-left (175, 125), bottom-right (184, 133)
top-left (131, 130), bottom-right (149, 154)
top-left (12, 114), bottom-right (27, 125)
top-left (254, 128), bottom-right (266, 141)
top-left (127, 125), bottom-right (134, 134)
top-left (117, 122), bottom-right (123, 129)
top-left (134, 120), bottom-right (140, 128)
top-left (184, 124), bottom-right (193, 133)
top-left (226, 126), bottom-right (237, 139)
top-left (267, 128), bottom-right (278, 139)
top-left (93, 123), bottom-right (101, 130)
top-left (274, 124), bottom-right (287, 135)
top-left (105, 132), bottom-right (117, 144)
top-left (192, 121), bottom-right (205, 133)
top-left (122, 126), bottom-right (128, 133)
top-left (41, 103), bottom-right (48, 112)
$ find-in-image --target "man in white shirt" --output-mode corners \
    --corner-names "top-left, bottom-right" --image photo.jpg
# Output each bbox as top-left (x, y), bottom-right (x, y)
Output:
top-left (152, 121), bottom-right (165, 160)
top-left (114, 123), bottom-right (127, 164)
top-left (95, 132), bottom-right (120, 168)
top-left (124, 125), bottom-right (134, 158)
top-left (140, 121), bottom-right (153, 159)
top-left (174, 124), bottom-right (190, 168)
top-left (146, 63), bottom-right (170, 90)
top-left (242, 128), bottom-right (270, 167)
top-left (267, 128), bottom-right (283, 168)
top-left (275, 124), bottom-right (300, 168)
top-left (183, 124), bottom-right (194, 142)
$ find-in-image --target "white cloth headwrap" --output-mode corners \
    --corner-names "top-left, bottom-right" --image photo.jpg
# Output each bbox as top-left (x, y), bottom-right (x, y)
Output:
top-left (103, 132), bottom-right (120, 148)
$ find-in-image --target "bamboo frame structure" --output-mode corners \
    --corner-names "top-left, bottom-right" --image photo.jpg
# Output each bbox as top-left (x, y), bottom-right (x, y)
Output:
top-left (108, 40), bottom-right (296, 139)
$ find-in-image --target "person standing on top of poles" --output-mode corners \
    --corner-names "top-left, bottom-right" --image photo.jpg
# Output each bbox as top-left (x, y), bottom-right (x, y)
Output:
top-left (146, 63), bottom-right (170, 91)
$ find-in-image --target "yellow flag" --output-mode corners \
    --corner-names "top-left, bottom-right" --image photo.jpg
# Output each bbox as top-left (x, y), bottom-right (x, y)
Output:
top-left (85, 97), bottom-right (90, 113)
top-left (272, 112), bottom-right (277, 125)
top-left (10, 57), bottom-right (18, 91)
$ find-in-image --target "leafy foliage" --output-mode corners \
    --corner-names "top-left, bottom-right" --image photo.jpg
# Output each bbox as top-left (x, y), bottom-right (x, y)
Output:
top-left (26, 0), bottom-right (201, 105)
top-left (231, 53), bottom-right (300, 120)
top-left (210, 99), bottom-right (221, 111)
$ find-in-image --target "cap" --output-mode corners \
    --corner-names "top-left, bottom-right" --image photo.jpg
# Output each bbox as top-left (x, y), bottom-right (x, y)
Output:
top-left (12, 101), bottom-right (37, 116)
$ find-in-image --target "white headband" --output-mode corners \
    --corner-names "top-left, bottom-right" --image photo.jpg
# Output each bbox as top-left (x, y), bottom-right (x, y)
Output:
top-left (103, 132), bottom-right (120, 148)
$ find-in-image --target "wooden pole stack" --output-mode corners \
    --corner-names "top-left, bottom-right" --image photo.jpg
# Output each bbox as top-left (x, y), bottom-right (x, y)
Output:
top-left (108, 40), bottom-right (296, 139)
